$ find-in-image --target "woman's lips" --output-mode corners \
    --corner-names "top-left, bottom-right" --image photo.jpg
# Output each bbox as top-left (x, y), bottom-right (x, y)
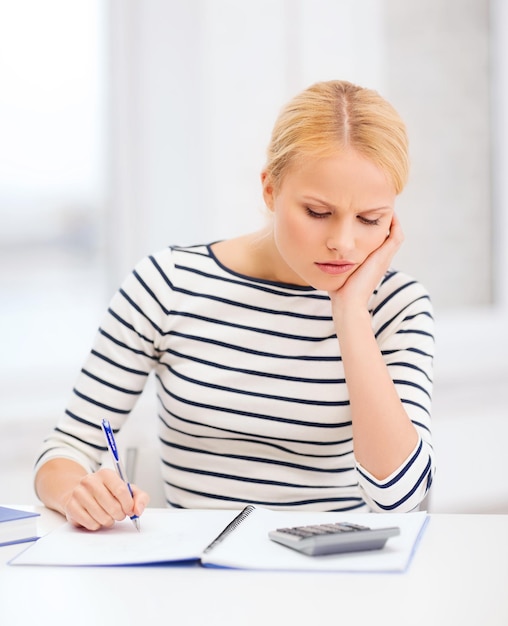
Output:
top-left (315, 261), bottom-right (356, 275)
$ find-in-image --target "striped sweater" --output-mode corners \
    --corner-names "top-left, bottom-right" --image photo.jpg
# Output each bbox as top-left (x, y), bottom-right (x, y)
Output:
top-left (36, 243), bottom-right (435, 512)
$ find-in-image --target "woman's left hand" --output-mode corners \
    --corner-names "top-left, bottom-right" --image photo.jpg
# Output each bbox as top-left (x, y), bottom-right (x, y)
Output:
top-left (328, 214), bottom-right (404, 313)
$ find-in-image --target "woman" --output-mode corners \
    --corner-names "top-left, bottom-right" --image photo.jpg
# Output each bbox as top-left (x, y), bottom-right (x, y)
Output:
top-left (35, 80), bottom-right (435, 530)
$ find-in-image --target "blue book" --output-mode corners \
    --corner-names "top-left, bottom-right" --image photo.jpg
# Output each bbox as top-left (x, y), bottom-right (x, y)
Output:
top-left (0, 506), bottom-right (40, 547)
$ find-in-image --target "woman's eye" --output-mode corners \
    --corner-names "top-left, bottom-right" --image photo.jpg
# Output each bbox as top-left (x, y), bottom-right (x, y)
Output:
top-left (357, 215), bottom-right (381, 226)
top-left (305, 208), bottom-right (330, 219)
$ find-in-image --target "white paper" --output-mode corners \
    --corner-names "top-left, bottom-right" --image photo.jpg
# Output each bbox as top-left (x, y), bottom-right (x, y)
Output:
top-left (10, 508), bottom-right (236, 566)
top-left (202, 509), bottom-right (429, 573)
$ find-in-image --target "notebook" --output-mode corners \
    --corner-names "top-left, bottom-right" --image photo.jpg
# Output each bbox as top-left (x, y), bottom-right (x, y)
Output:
top-left (9, 506), bottom-right (428, 573)
top-left (0, 506), bottom-right (40, 547)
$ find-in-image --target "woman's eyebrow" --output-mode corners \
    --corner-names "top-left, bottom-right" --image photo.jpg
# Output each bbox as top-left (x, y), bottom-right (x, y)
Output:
top-left (301, 195), bottom-right (336, 209)
top-left (360, 206), bottom-right (393, 213)
top-left (302, 196), bottom-right (393, 213)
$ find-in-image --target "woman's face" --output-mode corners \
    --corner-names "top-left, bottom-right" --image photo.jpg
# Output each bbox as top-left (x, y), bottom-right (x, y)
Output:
top-left (262, 149), bottom-right (397, 290)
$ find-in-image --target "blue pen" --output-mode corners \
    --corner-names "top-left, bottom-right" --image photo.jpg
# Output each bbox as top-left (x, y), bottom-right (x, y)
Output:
top-left (101, 419), bottom-right (140, 531)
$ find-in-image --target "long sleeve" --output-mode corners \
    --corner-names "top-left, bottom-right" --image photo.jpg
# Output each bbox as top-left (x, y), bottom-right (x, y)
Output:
top-left (355, 270), bottom-right (435, 511)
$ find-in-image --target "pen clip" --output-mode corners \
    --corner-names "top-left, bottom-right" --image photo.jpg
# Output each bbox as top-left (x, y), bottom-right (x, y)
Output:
top-left (101, 419), bottom-right (120, 462)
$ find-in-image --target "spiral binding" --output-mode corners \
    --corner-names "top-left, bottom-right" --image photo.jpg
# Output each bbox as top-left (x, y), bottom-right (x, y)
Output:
top-left (203, 505), bottom-right (255, 554)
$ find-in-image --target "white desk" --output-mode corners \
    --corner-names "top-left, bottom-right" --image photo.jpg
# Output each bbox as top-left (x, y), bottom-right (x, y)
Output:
top-left (1, 507), bottom-right (507, 626)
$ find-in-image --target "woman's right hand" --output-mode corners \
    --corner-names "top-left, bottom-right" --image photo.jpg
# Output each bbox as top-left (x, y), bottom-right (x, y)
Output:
top-left (62, 468), bottom-right (149, 530)
top-left (35, 459), bottom-right (150, 531)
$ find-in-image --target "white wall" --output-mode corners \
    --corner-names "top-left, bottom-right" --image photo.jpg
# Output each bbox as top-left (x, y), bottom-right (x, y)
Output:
top-left (106, 0), bottom-right (391, 287)
top-left (106, 0), bottom-right (505, 313)
top-left (491, 0), bottom-right (508, 310)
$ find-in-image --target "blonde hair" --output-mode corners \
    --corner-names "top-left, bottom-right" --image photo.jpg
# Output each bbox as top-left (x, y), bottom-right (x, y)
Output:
top-left (265, 80), bottom-right (409, 194)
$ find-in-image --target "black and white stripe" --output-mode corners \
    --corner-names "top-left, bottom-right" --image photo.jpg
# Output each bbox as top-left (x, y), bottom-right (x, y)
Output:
top-left (36, 244), bottom-right (435, 512)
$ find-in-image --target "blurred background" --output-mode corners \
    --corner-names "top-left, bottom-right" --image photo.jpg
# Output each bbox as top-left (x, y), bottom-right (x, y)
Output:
top-left (1, 0), bottom-right (507, 512)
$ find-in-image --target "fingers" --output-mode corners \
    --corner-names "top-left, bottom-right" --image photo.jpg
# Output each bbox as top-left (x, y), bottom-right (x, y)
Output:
top-left (328, 215), bottom-right (405, 312)
top-left (131, 484), bottom-right (150, 517)
top-left (369, 213), bottom-right (404, 271)
top-left (64, 469), bottom-right (147, 531)
top-left (386, 213), bottom-right (404, 249)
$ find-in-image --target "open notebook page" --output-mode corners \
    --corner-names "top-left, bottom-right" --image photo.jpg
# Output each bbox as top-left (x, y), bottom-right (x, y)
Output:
top-left (10, 508), bottom-right (237, 566)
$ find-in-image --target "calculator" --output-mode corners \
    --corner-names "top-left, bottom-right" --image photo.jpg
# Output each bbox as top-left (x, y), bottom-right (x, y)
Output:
top-left (268, 522), bottom-right (400, 556)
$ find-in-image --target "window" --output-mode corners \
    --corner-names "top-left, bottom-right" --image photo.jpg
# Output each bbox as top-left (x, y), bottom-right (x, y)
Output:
top-left (0, 0), bottom-right (107, 421)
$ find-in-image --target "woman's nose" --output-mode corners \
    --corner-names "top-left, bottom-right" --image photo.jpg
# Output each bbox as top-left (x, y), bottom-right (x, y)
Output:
top-left (326, 221), bottom-right (355, 254)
